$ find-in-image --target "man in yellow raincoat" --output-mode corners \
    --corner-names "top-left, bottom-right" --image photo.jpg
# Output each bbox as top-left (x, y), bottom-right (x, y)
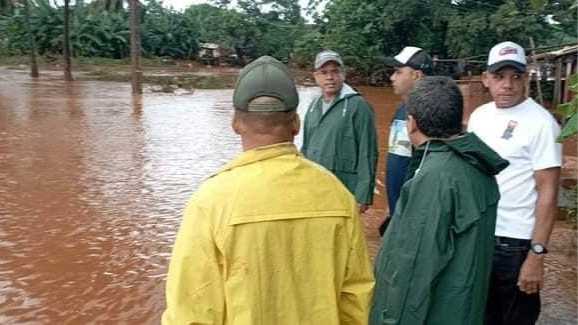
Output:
top-left (162, 56), bottom-right (375, 325)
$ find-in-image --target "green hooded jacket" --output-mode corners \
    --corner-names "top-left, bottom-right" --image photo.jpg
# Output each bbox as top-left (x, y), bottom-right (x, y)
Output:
top-left (301, 84), bottom-right (378, 205)
top-left (370, 132), bottom-right (509, 325)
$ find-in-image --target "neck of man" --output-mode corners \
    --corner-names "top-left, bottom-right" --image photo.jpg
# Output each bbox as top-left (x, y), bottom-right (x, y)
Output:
top-left (322, 88), bottom-right (341, 103)
top-left (241, 133), bottom-right (294, 151)
top-left (322, 93), bottom-right (337, 103)
top-left (412, 132), bottom-right (429, 147)
top-left (413, 133), bottom-right (461, 147)
top-left (496, 97), bottom-right (527, 109)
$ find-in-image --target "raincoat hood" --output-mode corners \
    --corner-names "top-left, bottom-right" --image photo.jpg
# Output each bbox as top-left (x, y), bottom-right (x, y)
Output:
top-left (409, 132), bottom-right (508, 177)
top-left (337, 83), bottom-right (358, 100)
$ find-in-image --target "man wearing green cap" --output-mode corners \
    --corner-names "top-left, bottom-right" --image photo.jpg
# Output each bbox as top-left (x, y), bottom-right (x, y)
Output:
top-left (162, 56), bottom-right (374, 325)
top-left (302, 50), bottom-right (378, 213)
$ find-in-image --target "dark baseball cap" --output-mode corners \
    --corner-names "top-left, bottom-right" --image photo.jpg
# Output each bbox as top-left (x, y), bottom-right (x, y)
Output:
top-left (384, 46), bottom-right (435, 75)
top-left (233, 56), bottom-right (299, 112)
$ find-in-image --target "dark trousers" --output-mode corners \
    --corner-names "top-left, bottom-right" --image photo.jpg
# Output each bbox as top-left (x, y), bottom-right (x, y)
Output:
top-left (485, 236), bottom-right (541, 325)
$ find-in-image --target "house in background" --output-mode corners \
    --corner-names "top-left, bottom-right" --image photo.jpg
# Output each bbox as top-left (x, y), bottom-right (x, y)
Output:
top-left (532, 45), bottom-right (578, 107)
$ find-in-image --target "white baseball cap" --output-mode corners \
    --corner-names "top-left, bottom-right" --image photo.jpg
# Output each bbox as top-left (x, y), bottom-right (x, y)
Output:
top-left (314, 50), bottom-right (344, 70)
top-left (383, 46), bottom-right (434, 75)
top-left (487, 41), bottom-right (527, 73)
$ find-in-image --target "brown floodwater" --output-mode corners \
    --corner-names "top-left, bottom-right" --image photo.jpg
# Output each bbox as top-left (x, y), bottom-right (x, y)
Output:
top-left (0, 68), bottom-right (575, 324)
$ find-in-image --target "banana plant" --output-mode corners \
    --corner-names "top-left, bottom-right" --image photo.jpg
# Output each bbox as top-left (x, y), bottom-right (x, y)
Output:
top-left (557, 74), bottom-right (578, 142)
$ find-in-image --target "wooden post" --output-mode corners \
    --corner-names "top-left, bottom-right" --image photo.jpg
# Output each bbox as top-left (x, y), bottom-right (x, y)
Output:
top-left (130, 0), bottom-right (143, 94)
top-left (63, 0), bottom-right (73, 81)
top-left (529, 37), bottom-right (543, 106)
top-left (553, 59), bottom-right (563, 108)
top-left (563, 59), bottom-right (573, 103)
top-left (23, 0), bottom-right (38, 78)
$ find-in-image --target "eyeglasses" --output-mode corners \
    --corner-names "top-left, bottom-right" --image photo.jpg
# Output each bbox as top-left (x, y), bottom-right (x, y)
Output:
top-left (315, 69), bottom-right (343, 77)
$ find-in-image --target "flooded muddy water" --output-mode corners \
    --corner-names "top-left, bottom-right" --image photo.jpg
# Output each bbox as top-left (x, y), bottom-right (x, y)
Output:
top-left (0, 68), bottom-right (575, 324)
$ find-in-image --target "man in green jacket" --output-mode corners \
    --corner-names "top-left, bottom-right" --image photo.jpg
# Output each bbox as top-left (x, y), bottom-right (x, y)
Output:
top-left (302, 50), bottom-right (378, 212)
top-left (370, 76), bottom-right (509, 325)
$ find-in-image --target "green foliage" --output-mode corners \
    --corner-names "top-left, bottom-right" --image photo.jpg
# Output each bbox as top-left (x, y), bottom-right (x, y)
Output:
top-left (0, 0), bottom-right (199, 60)
top-left (446, 10), bottom-right (495, 58)
top-left (187, 1), bottom-right (305, 61)
top-left (0, 0), bottom-right (14, 15)
top-left (557, 74), bottom-right (578, 142)
top-left (70, 11), bottom-right (130, 58)
top-left (0, 0), bottom-right (576, 80)
top-left (292, 30), bottom-right (325, 67)
top-left (185, 4), bottom-right (260, 55)
top-left (319, 0), bottom-right (384, 75)
top-left (295, 0), bottom-right (576, 77)
top-left (142, 0), bottom-right (198, 59)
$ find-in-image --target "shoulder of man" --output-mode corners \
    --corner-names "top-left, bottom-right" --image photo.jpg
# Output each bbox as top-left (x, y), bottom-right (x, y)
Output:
top-left (306, 94), bottom-right (322, 111)
top-left (526, 98), bottom-right (559, 121)
top-left (470, 101), bottom-right (494, 117)
top-left (345, 92), bottom-right (375, 114)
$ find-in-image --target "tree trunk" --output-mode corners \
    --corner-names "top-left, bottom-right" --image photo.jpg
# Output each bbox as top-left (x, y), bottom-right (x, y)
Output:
top-left (22, 0), bottom-right (38, 78)
top-left (63, 0), bottom-right (73, 81)
top-left (130, 0), bottom-right (143, 94)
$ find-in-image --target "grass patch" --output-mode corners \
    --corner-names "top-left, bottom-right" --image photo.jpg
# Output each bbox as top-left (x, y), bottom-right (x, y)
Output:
top-left (0, 55), bottom-right (51, 66)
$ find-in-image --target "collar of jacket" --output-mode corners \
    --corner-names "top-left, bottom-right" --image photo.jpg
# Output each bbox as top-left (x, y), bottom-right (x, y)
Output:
top-left (318, 83), bottom-right (357, 104)
top-left (214, 142), bottom-right (298, 176)
top-left (409, 132), bottom-right (509, 176)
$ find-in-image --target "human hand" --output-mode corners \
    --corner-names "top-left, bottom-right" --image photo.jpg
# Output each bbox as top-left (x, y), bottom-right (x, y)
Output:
top-left (358, 204), bottom-right (369, 213)
top-left (517, 253), bottom-right (544, 294)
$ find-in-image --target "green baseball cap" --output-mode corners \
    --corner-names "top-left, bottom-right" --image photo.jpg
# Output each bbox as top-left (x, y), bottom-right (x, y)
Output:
top-left (233, 56), bottom-right (299, 112)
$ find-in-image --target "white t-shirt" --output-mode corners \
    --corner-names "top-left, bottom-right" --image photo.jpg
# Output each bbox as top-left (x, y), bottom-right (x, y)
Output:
top-left (468, 98), bottom-right (562, 239)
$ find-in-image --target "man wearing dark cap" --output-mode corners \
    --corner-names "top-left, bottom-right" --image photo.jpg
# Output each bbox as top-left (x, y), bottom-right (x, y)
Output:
top-left (370, 76), bottom-right (508, 325)
top-left (468, 41), bottom-right (562, 325)
top-left (301, 50), bottom-right (378, 214)
top-left (380, 46), bottom-right (435, 235)
top-left (162, 56), bottom-right (374, 325)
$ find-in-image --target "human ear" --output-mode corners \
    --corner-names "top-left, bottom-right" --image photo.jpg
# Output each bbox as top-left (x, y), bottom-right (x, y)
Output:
top-left (481, 71), bottom-right (490, 88)
top-left (231, 111), bottom-right (241, 135)
top-left (292, 113), bottom-right (300, 136)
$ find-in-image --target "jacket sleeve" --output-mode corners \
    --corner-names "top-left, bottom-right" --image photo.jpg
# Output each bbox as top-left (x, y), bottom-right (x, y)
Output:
top-left (370, 175), bottom-right (456, 325)
top-left (353, 98), bottom-right (378, 205)
top-left (398, 176), bottom-right (456, 324)
top-left (162, 198), bottom-right (225, 325)
top-left (340, 209), bottom-right (376, 325)
top-left (301, 98), bottom-right (317, 154)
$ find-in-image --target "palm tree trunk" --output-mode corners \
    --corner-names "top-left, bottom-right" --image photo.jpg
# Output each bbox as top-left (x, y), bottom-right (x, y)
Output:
top-left (130, 0), bottom-right (142, 94)
top-left (63, 0), bottom-right (73, 81)
top-left (22, 0), bottom-right (38, 78)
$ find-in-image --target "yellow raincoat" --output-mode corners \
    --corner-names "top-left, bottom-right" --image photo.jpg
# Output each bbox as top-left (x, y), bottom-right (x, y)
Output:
top-left (163, 143), bottom-right (374, 325)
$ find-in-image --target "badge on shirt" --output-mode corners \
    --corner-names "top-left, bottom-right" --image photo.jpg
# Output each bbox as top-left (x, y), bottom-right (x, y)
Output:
top-left (501, 120), bottom-right (518, 140)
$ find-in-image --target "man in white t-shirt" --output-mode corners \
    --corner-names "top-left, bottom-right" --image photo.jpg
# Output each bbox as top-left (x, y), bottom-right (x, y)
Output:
top-left (468, 41), bottom-right (562, 325)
